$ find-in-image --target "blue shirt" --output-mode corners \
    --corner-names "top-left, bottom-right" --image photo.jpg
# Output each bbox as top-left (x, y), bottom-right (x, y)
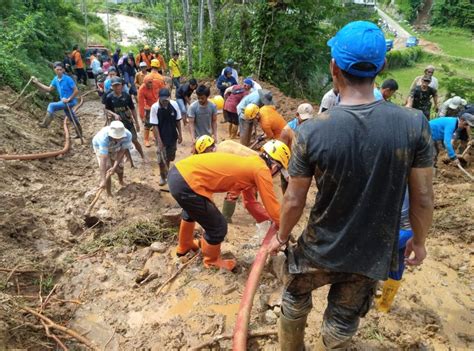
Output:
top-left (429, 117), bottom-right (458, 159)
top-left (104, 78), bottom-right (129, 95)
top-left (50, 75), bottom-right (77, 104)
top-left (91, 58), bottom-right (102, 75)
top-left (237, 90), bottom-right (262, 119)
top-left (374, 88), bottom-right (383, 101)
top-left (287, 118), bottom-right (298, 131)
top-left (92, 126), bottom-right (133, 155)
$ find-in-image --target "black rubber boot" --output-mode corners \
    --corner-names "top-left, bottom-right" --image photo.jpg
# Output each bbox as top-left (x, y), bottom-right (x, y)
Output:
top-left (221, 199), bottom-right (236, 223)
top-left (39, 113), bottom-right (54, 128)
top-left (278, 312), bottom-right (307, 351)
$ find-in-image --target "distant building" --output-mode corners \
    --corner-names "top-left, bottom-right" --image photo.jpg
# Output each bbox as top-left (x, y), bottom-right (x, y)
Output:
top-left (342, 0), bottom-right (376, 5)
top-left (107, 0), bottom-right (140, 4)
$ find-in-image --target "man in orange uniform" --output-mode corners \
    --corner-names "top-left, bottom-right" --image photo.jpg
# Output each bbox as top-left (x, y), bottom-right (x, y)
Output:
top-left (135, 45), bottom-right (153, 69)
top-left (244, 104), bottom-right (287, 141)
top-left (168, 140), bottom-right (290, 271)
top-left (153, 47), bottom-right (167, 75)
top-left (138, 79), bottom-right (158, 147)
top-left (71, 45), bottom-right (87, 85)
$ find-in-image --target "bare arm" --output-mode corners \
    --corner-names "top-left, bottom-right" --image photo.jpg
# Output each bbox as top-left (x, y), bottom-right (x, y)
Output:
top-left (268, 176), bottom-right (312, 254)
top-left (153, 125), bottom-right (164, 148)
top-left (188, 117), bottom-right (195, 142)
top-left (32, 78), bottom-right (54, 93)
top-left (211, 113), bottom-right (218, 141)
top-left (405, 167), bottom-right (433, 265)
top-left (130, 108), bottom-right (140, 132)
top-left (176, 120), bottom-right (183, 144)
top-left (406, 96), bottom-right (414, 108)
top-left (433, 93), bottom-right (439, 111)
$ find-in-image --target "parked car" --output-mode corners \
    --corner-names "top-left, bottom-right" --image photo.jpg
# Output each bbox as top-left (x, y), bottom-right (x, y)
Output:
top-left (406, 36), bottom-right (419, 48)
top-left (386, 39), bottom-right (394, 51)
top-left (85, 45), bottom-right (110, 78)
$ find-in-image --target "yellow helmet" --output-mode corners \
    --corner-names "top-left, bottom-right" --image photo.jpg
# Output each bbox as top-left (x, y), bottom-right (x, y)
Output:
top-left (212, 95), bottom-right (224, 110)
top-left (150, 59), bottom-right (161, 68)
top-left (144, 45), bottom-right (150, 50)
top-left (262, 140), bottom-right (291, 169)
top-left (195, 135), bottom-right (215, 154)
top-left (244, 103), bottom-right (259, 120)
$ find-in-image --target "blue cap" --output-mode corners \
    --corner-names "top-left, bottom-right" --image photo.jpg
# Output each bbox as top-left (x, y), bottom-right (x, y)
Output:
top-left (224, 67), bottom-right (233, 75)
top-left (243, 78), bottom-right (253, 86)
top-left (328, 21), bottom-right (386, 78)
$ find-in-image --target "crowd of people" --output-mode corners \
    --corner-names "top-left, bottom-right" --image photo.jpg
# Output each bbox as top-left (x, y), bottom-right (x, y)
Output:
top-left (29, 20), bottom-right (473, 350)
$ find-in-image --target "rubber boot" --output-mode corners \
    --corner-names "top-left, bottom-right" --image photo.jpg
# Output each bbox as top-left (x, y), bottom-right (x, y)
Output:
top-left (375, 278), bottom-right (401, 313)
top-left (315, 335), bottom-right (350, 351)
top-left (144, 129), bottom-right (151, 147)
top-left (201, 238), bottom-right (236, 271)
top-left (222, 199), bottom-right (236, 224)
top-left (176, 220), bottom-right (200, 257)
top-left (159, 163), bottom-right (168, 186)
top-left (278, 312), bottom-right (307, 351)
top-left (39, 113), bottom-right (54, 128)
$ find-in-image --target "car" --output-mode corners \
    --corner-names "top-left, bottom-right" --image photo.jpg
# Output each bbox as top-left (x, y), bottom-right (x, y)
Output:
top-left (386, 39), bottom-right (394, 52)
top-left (85, 45), bottom-right (111, 78)
top-left (406, 36), bottom-right (419, 48)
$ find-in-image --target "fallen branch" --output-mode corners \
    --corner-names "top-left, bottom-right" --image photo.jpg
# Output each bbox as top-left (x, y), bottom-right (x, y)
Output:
top-left (41, 283), bottom-right (59, 312)
top-left (4, 264), bottom-right (21, 285)
top-left (139, 273), bottom-right (158, 286)
top-left (8, 77), bottom-right (33, 106)
top-left (20, 306), bottom-right (99, 351)
top-left (40, 319), bottom-right (68, 351)
top-left (191, 330), bottom-right (277, 350)
top-left (156, 253), bottom-right (200, 295)
top-left (0, 268), bottom-right (38, 274)
top-left (13, 295), bottom-right (82, 305)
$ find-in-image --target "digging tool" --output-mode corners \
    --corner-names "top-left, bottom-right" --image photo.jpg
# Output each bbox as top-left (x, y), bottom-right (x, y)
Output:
top-left (84, 173), bottom-right (112, 227)
top-left (249, 134), bottom-right (266, 150)
top-left (66, 103), bottom-right (84, 145)
top-left (458, 144), bottom-right (472, 163)
top-left (457, 164), bottom-right (474, 181)
top-left (9, 76), bottom-right (33, 106)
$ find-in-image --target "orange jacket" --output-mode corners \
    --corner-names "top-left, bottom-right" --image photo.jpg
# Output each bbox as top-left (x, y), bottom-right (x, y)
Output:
top-left (175, 153), bottom-right (280, 224)
top-left (138, 83), bottom-right (158, 119)
top-left (259, 105), bottom-right (287, 139)
top-left (154, 53), bottom-right (167, 71)
top-left (143, 71), bottom-right (165, 92)
top-left (134, 71), bottom-right (147, 88)
top-left (135, 52), bottom-right (153, 68)
top-left (71, 50), bottom-right (84, 69)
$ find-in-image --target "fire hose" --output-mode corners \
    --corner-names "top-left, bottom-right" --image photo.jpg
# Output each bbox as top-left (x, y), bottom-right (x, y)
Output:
top-left (232, 224), bottom-right (278, 350)
top-left (0, 117), bottom-right (70, 161)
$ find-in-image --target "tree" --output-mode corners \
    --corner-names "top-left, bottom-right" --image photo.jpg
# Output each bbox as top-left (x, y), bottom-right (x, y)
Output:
top-left (166, 0), bottom-right (175, 56)
top-left (181, 0), bottom-right (193, 73)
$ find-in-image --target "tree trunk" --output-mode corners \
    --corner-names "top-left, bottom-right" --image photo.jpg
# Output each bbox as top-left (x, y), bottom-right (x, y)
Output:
top-left (182, 0), bottom-right (193, 74)
top-left (166, 0), bottom-right (175, 57)
top-left (198, 0), bottom-right (205, 66)
top-left (207, 0), bottom-right (216, 30)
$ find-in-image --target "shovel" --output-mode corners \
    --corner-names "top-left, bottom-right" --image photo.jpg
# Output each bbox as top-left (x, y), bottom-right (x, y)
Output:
top-left (458, 144), bottom-right (472, 164)
top-left (84, 174), bottom-right (112, 227)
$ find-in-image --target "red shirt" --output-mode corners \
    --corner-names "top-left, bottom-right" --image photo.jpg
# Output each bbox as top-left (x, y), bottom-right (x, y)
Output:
top-left (224, 85), bottom-right (249, 113)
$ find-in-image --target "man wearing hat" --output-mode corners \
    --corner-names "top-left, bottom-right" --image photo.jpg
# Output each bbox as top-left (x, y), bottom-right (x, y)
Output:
top-left (236, 89), bottom-right (274, 146)
top-left (153, 46), bottom-right (167, 75)
top-left (410, 65), bottom-right (439, 90)
top-left (221, 59), bottom-right (238, 81)
top-left (135, 45), bottom-right (153, 69)
top-left (134, 61), bottom-right (148, 89)
top-left (104, 77), bottom-right (145, 161)
top-left (243, 103), bottom-right (287, 141)
top-left (429, 113), bottom-right (474, 169)
top-left (217, 67), bottom-right (237, 96)
top-left (407, 75), bottom-right (439, 119)
top-left (269, 21), bottom-right (434, 350)
top-left (243, 77), bottom-right (262, 93)
top-left (439, 95), bottom-right (467, 117)
top-left (149, 88), bottom-right (183, 186)
top-left (92, 120), bottom-right (133, 195)
top-left (32, 62), bottom-right (82, 138)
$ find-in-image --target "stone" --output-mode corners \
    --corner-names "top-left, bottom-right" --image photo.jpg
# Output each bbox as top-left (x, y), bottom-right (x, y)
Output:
top-left (162, 208), bottom-right (182, 227)
top-left (150, 242), bottom-right (167, 253)
top-left (263, 309), bottom-right (278, 325)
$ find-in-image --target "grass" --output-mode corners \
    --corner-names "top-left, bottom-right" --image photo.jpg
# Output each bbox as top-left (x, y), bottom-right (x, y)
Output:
top-left (420, 27), bottom-right (474, 59)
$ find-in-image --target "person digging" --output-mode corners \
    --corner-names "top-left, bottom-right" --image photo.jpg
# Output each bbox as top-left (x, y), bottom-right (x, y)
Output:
top-left (193, 135), bottom-right (274, 225)
top-left (92, 121), bottom-right (133, 195)
top-left (243, 103), bottom-right (287, 146)
top-left (168, 140), bottom-right (290, 271)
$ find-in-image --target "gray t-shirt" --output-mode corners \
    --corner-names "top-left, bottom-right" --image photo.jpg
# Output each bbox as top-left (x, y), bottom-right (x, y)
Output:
top-left (290, 100), bottom-right (433, 281)
top-left (188, 100), bottom-right (217, 138)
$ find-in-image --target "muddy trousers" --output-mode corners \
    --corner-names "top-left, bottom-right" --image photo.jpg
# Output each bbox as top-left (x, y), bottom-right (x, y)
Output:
top-left (168, 167), bottom-right (227, 245)
top-left (281, 268), bottom-right (376, 348)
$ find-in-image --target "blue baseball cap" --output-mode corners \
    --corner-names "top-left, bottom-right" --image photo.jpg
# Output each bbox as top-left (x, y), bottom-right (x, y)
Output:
top-left (328, 21), bottom-right (386, 78)
top-left (243, 78), bottom-right (253, 86)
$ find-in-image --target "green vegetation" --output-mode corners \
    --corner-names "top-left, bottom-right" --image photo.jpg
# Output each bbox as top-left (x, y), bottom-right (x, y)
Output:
top-left (0, 0), bottom-right (106, 90)
top-left (431, 0), bottom-right (474, 31)
top-left (421, 27), bottom-right (473, 59)
top-left (386, 47), bottom-right (425, 69)
top-left (79, 219), bottom-right (177, 253)
top-left (394, 0), bottom-right (423, 22)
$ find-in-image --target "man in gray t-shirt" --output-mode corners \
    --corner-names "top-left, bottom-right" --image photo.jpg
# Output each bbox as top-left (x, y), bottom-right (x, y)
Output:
top-left (187, 85), bottom-right (217, 142)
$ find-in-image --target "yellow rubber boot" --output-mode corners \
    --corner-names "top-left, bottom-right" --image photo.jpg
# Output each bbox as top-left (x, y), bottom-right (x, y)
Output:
top-left (176, 220), bottom-right (200, 257)
top-left (144, 129), bottom-right (151, 147)
top-left (201, 238), bottom-right (236, 271)
top-left (375, 278), bottom-right (401, 313)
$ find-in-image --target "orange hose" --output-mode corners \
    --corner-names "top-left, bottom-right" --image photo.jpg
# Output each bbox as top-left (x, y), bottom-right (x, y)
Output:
top-left (232, 224), bottom-right (278, 350)
top-left (0, 117), bottom-right (70, 161)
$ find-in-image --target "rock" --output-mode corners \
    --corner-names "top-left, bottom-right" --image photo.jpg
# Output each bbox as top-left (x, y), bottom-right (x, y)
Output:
top-left (263, 309), bottom-right (278, 325)
top-left (150, 242), bottom-right (167, 253)
top-left (222, 283), bottom-right (238, 295)
top-left (273, 306), bottom-right (281, 316)
top-left (97, 273), bottom-right (108, 282)
top-left (161, 208), bottom-right (182, 227)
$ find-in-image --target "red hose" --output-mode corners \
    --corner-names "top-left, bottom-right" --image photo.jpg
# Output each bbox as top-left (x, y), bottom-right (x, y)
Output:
top-left (232, 224), bottom-right (278, 350)
top-left (0, 117), bottom-right (70, 161)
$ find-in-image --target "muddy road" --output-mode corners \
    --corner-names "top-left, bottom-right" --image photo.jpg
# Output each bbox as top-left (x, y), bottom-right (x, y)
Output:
top-left (0, 82), bottom-right (473, 350)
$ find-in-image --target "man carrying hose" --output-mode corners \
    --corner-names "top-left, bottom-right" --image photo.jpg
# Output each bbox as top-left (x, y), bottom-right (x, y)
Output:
top-left (32, 62), bottom-right (82, 138)
top-left (92, 121), bottom-right (132, 195)
top-left (168, 140), bottom-right (290, 271)
top-left (268, 21), bottom-right (434, 350)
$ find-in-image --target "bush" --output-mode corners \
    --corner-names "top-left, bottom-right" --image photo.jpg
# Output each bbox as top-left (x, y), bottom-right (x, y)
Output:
top-left (395, 0), bottom-right (423, 22)
top-left (386, 47), bottom-right (424, 69)
top-left (431, 0), bottom-right (474, 31)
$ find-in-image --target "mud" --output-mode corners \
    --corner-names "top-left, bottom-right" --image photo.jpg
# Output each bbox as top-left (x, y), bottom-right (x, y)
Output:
top-left (0, 82), bottom-right (473, 350)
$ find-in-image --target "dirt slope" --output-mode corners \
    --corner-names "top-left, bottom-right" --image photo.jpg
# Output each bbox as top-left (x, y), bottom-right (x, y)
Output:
top-left (0, 82), bottom-right (473, 350)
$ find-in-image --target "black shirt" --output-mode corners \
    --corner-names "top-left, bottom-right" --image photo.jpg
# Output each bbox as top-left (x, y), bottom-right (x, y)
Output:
top-left (410, 86), bottom-right (437, 114)
top-left (176, 83), bottom-right (194, 100)
top-left (289, 100), bottom-right (433, 280)
top-left (150, 102), bottom-right (180, 147)
top-left (105, 92), bottom-right (135, 128)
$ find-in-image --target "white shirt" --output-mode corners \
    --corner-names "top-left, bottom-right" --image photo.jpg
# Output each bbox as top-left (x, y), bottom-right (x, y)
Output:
top-left (149, 100), bottom-right (182, 125)
top-left (319, 89), bottom-right (339, 113)
top-left (221, 67), bottom-right (238, 82)
top-left (250, 81), bottom-right (262, 93)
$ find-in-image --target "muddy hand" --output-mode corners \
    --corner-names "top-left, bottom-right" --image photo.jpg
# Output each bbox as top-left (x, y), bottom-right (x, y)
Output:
top-left (404, 238), bottom-right (427, 266)
top-left (267, 236), bottom-right (285, 256)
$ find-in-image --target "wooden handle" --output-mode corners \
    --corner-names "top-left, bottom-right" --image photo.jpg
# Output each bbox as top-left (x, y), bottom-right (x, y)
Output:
top-left (85, 188), bottom-right (104, 216)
